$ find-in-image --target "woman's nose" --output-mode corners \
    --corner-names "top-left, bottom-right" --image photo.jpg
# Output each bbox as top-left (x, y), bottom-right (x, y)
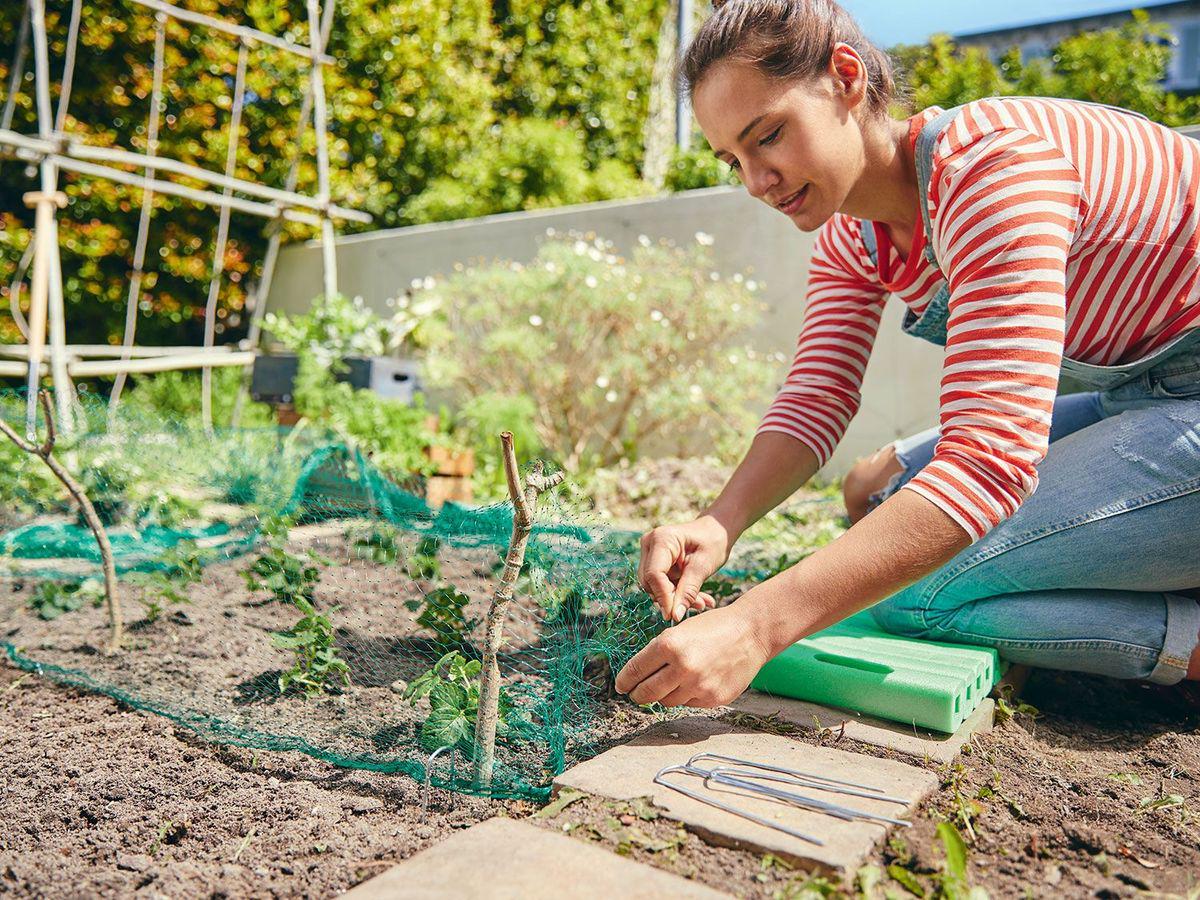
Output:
top-left (742, 162), bottom-right (780, 202)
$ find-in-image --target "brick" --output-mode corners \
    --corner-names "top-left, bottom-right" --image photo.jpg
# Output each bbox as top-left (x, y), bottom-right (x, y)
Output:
top-left (731, 692), bottom-right (994, 764)
top-left (553, 716), bottom-right (937, 874)
top-left (340, 817), bottom-right (730, 899)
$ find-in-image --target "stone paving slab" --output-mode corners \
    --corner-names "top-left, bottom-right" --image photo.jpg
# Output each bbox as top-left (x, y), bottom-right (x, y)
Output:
top-left (340, 817), bottom-right (729, 899)
top-left (553, 716), bottom-right (937, 874)
top-left (731, 692), bottom-right (994, 764)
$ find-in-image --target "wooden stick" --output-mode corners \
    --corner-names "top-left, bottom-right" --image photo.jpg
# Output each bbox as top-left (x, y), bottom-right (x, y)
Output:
top-left (0, 391), bottom-right (123, 654)
top-left (473, 432), bottom-right (564, 789)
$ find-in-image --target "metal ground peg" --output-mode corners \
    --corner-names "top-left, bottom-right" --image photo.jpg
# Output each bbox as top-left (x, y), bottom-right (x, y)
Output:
top-left (421, 745), bottom-right (457, 820)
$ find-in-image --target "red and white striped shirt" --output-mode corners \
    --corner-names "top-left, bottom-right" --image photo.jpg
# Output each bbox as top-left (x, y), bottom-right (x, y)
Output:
top-left (760, 97), bottom-right (1200, 540)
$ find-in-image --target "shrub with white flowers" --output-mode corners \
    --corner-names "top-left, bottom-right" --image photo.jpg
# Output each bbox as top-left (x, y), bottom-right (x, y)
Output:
top-left (420, 231), bottom-right (774, 470)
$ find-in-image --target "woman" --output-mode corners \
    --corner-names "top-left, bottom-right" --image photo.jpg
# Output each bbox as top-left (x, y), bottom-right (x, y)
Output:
top-left (615, 0), bottom-right (1200, 709)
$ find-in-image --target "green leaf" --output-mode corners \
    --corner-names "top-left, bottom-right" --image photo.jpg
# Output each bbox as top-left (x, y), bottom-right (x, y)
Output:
top-left (886, 864), bottom-right (926, 897)
top-left (429, 680), bottom-right (469, 712)
top-left (937, 821), bottom-right (969, 881)
top-left (421, 706), bottom-right (473, 750)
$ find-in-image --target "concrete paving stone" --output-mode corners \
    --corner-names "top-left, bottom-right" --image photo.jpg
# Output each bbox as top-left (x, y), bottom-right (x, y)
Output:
top-left (731, 692), bottom-right (995, 764)
top-left (553, 716), bottom-right (937, 874)
top-left (339, 816), bottom-right (731, 900)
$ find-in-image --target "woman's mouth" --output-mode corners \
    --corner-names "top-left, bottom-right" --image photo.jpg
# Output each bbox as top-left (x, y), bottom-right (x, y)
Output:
top-left (777, 185), bottom-right (808, 215)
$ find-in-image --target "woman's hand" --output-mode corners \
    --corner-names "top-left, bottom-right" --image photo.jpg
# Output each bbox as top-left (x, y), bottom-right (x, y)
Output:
top-left (614, 602), bottom-right (771, 707)
top-left (638, 515), bottom-right (734, 622)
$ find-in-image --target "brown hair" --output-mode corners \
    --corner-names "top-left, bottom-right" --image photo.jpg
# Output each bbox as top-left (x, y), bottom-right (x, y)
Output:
top-left (680, 0), bottom-right (899, 117)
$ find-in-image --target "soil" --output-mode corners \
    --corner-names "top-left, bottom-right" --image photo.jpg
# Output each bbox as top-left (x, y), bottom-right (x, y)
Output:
top-left (2, 511), bottom-right (1198, 898)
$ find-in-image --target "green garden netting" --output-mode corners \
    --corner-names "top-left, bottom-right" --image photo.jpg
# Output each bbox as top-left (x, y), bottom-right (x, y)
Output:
top-left (0, 390), bottom-right (662, 801)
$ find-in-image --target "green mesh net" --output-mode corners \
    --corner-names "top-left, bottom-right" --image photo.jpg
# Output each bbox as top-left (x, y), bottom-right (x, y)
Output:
top-left (0, 390), bottom-right (662, 801)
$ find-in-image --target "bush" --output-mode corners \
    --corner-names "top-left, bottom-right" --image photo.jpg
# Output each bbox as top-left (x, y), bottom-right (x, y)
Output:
top-left (664, 146), bottom-right (739, 192)
top-left (422, 231), bottom-right (775, 471)
top-left (121, 368), bottom-right (273, 429)
top-left (403, 119), bottom-right (651, 225)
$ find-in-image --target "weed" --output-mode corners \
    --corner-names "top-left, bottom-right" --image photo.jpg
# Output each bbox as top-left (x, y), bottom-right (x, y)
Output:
top-left (993, 684), bottom-right (1039, 725)
top-left (941, 763), bottom-right (981, 842)
top-left (28, 579), bottom-right (104, 620)
top-left (405, 584), bottom-right (478, 649)
top-left (1106, 772), bottom-right (1144, 787)
top-left (933, 821), bottom-right (988, 899)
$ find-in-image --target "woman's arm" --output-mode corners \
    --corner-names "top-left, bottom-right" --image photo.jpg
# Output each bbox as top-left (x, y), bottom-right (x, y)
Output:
top-left (616, 480), bottom-right (970, 708)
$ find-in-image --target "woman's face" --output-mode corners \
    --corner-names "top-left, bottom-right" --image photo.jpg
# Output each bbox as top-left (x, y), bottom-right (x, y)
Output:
top-left (692, 56), bottom-right (866, 232)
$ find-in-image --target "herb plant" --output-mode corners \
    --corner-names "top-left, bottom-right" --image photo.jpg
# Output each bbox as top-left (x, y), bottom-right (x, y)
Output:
top-left (271, 596), bottom-right (352, 698)
top-left (28, 579), bottom-right (104, 620)
top-left (405, 585), bottom-right (478, 649)
top-left (243, 517), bottom-right (322, 606)
top-left (403, 650), bottom-right (512, 752)
top-left (351, 523), bottom-right (402, 565)
top-left (406, 535), bottom-right (441, 582)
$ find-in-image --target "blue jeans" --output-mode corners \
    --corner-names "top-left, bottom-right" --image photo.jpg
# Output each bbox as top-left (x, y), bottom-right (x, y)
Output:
top-left (868, 352), bottom-right (1200, 685)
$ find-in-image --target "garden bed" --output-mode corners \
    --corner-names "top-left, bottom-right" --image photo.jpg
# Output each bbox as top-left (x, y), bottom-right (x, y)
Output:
top-left (1, 472), bottom-right (1197, 898)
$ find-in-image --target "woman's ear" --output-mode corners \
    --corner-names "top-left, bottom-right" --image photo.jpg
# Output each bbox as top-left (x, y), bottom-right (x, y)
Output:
top-left (829, 42), bottom-right (868, 110)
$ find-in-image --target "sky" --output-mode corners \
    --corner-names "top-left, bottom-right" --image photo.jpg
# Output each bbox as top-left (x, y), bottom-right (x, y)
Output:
top-left (840, 0), bottom-right (1175, 46)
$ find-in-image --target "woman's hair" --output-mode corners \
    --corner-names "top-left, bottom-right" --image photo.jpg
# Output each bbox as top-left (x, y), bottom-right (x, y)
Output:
top-left (680, 0), bottom-right (899, 117)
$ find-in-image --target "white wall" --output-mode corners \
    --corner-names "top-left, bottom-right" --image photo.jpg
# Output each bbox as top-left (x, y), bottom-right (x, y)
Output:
top-left (266, 187), bottom-right (944, 477)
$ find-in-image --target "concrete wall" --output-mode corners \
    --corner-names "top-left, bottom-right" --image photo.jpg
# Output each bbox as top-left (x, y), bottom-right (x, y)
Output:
top-left (266, 187), bottom-right (944, 477)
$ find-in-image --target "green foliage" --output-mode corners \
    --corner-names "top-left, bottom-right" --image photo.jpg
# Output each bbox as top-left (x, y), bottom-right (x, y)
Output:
top-left (28, 579), bottom-right (104, 621)
top-left (894, 13), bottom-right (1200, 125)
top-left (664, 145), bottom-right (739, 192)
top-left (122, 368), bottom-right (273, 430)
top-left (494, 0), bottom-right (664, 170)
top-left (403, 118), bottom-right (649, 225)
top-left (405, 584), bottom-right (478, 649)
top-left (934, 821), bottom-right (988, 900)
top-left (406, 535), bottom-right (442, 582)
top-left (126, 541), bottom-right (209, 623)
top-left (263, 292), bottom-right (435, 368)
top-left (271, 595), bottom-right (351, 698)
top-left (351, 523), bottom-right (403, 565)
top-left (450, 392), bottom-right (543, 501)
top-left (403, 649), bottom-right (512, 752)
top-left (292, 356), bottom-right (438, 478)
top-left (243, 517), bottom-right (321, 606)
top-left (423, 232), bottom-right (775, 470)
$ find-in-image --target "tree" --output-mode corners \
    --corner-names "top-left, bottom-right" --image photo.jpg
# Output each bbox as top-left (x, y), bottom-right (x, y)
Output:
top-left (893, 12), bottom-right (1200, 125)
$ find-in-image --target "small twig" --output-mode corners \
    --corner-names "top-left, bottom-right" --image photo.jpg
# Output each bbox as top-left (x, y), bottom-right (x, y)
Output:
top-left (0, 390), bottom-right (124, 653)
top-left (473, 431), bottom-right (564, 789)
top-left (231, 826), bottom-right (256, 863)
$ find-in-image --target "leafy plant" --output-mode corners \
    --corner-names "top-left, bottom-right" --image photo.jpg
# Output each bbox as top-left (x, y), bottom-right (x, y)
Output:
top-left (28, 579), bottom-right (104, 621)
top-left (406, 535), bottom-right (442, 582)
top-left (126, 541), bottom-right (210, 623)
top-left (933, 821), bottom-right (988, 900)
top-left (271, 596), bottom-right (351, 698)
top-left (422, 231), bottom-right (775, 471)
top-left (243, 517), bottom-right (322, 606)
top-left (351, 523), bottom-right (403, 565)
top-left (405, 585), bottom-right (478, 650)
top-left (403, 650), bottom-right (513, 752)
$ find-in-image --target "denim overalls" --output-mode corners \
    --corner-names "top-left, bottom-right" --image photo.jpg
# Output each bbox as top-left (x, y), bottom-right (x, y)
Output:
top-left (859, 101), bottom-right (1200, 685)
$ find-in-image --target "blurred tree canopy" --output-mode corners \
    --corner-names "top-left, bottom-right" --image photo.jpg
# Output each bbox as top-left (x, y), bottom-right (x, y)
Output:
top-left (0, 3), bottom-right (1197, 349)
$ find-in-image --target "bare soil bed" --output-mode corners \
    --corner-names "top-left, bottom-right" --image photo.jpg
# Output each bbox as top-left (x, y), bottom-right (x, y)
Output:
top-left (2, 495), bottom-right (1198, 897)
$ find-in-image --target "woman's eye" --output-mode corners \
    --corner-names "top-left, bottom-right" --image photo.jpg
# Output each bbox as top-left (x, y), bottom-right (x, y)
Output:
top-left (759, 127), bottom-right (781, 147)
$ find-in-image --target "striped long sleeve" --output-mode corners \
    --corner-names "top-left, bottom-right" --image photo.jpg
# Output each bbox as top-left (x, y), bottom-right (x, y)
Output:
top-left (901, 129), bottom-right (1083, 540)
top-left (757, 214), bottom-right (888, 464)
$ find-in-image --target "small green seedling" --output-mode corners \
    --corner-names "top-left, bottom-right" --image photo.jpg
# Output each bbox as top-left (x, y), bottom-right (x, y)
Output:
top-left (271, 595), bottom-right (351, 698)
top-left (244, 517), bottom-right (322, 606)
top-left (405, 584), bottom-right (478, 649)
top-left (28, 578), bottom-right (105, 620)
top-left (403, 650), bottom-right (513, 753)
top-left (351, 523), bottom-right (402, 565)
top-left (406, 535), bottom-right (441, 582)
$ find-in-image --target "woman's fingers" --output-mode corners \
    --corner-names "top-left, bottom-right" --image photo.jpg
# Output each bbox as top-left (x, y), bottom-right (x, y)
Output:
top-left (639, 529), bottom-right (684, 619)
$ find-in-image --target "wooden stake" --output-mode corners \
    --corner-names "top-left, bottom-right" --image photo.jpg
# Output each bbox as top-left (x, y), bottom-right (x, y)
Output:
top-left (0, 391), bottom-right (124, 654)
top-left (473, 432), bottom-right (564, 789)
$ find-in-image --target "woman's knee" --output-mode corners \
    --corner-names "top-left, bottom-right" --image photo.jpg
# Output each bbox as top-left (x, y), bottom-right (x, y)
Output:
top-left (843, 444), bottom-right (905, 523)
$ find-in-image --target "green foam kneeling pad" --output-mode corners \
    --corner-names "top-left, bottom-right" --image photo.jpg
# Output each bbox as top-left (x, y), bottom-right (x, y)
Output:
top-left (750, 611), bottom-right (1003, 734)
